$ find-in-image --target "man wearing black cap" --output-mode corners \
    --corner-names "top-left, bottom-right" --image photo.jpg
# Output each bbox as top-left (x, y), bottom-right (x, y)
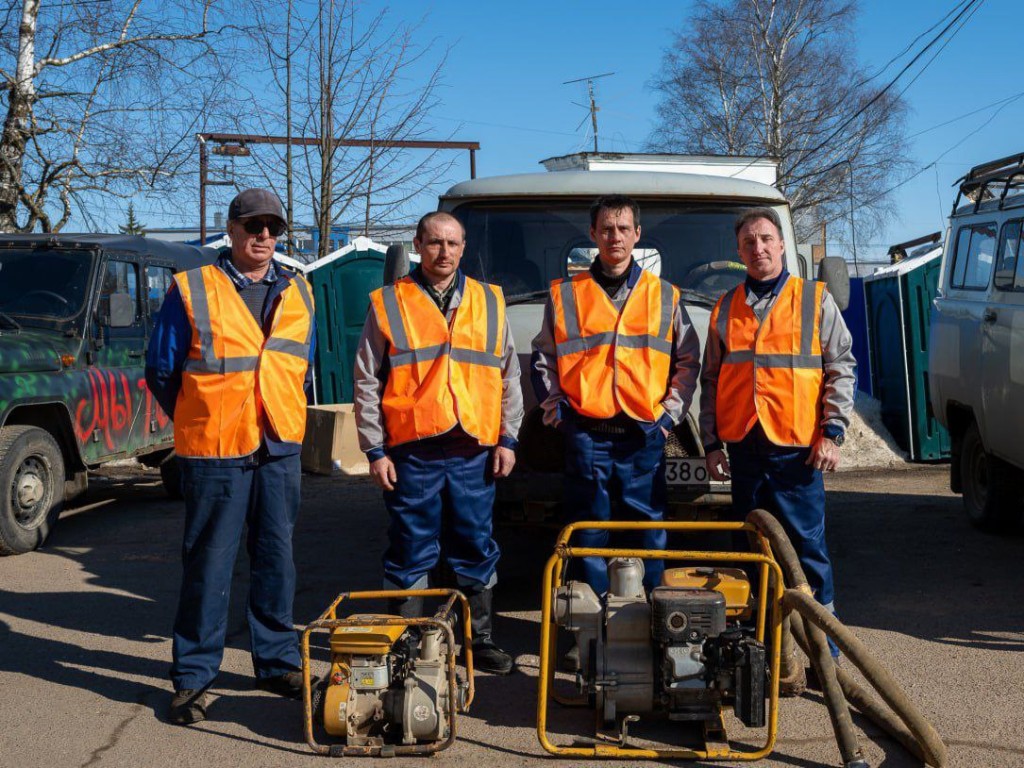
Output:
top-left (146, 188), bottom-right (317, 724)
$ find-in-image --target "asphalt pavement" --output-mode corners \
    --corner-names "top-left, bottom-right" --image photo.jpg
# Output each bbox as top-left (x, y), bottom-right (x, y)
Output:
top-left (1, 464), bottom-right (1022, 768)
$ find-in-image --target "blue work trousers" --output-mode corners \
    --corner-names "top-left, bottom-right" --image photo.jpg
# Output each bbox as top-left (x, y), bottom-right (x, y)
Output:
top-left (170, 453), bottom-right (302, 692)
top-left (564, 420), bottom-right (667, 594)
top-left (382, 433), bottom-right (500, 591)
top-left (727, 426), bottom-right (836, 612)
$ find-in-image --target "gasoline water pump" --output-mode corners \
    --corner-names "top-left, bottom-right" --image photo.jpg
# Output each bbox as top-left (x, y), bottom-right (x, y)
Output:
top-left (537, 519), bottom-right (785, 761)
top-left (301, 589), bottom-right (474, 757)
top-left (537, 516), bottom-right (950, 767)
top-left (554, 559), bottom-right (766, 731)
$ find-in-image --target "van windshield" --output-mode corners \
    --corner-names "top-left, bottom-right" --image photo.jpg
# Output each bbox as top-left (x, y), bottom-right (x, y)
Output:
top-left (450, 201), bottom-right (757, 304)
top-left (0, 248), bottom-right (93, 320)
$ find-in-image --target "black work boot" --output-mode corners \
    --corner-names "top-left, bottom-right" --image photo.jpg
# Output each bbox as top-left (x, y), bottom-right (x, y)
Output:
top-left (254, 670), bottom-right (305, 699)
top-left (467, 587), bottom-right (514, 675)
top-left (168, 688), bottom-right (207, 725)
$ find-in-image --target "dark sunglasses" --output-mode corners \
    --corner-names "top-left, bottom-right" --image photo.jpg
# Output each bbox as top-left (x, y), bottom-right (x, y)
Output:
top-left (241, 217), bottom-right (286, 237)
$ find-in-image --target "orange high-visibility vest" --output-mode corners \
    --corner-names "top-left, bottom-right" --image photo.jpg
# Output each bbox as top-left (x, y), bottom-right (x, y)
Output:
top-left (550, 269), bottom-right (679, 422)
top-left (173, 264), bottom-right (314, 458)
top-left (369, 275), bottom-right (505, 447)
top-left (712, 275), bottom-right (825, 447)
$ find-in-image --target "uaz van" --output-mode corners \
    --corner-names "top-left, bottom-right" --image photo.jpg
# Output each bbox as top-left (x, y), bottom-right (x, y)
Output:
top-left (433, 157), bottom-right (848, 518)
top-left (929, 152), bottom-right (1024, 532)
top-left (0, 234), bottom-right (214, 554)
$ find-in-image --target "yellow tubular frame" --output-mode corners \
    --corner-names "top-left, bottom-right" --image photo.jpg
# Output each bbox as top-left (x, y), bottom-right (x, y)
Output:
top-left (301, 588), bottom-right (475, 757)
top-left (536, 521), bottom-right (783, 760)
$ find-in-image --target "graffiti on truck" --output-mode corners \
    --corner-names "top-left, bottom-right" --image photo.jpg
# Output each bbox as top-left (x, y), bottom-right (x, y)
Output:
top-left (73, 369), bottom-right (169, 451)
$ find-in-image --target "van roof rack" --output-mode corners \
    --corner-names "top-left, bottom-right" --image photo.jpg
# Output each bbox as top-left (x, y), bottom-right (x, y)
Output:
top-left (952, 152), bottom-right (1024, 216)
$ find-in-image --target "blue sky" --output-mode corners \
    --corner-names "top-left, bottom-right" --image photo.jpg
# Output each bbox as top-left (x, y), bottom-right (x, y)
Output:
top-left (383, 0), bottom-right (1022, 262)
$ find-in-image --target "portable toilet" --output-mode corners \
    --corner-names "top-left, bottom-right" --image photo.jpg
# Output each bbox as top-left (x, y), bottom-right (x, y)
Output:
top-left (305, 236), bottom-right (388, 404)
top-left (840, 275), bottom-right (872, 396)
top-left (863, 246), bottom-right (950, 461)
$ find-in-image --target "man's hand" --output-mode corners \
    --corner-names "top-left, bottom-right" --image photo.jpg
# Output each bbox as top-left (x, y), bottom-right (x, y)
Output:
top-left (706, 449), bottom-right (731, 481)
top-left (492, 446), bottom-right (516, 478)
top-left (806, 437), bottom-right (841, 472)
top-left (370, 456), bottom-right (397, 491)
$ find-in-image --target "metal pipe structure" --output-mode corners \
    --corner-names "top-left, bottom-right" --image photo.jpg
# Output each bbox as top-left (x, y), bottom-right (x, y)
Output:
top-left (196, 133), bottom-right (481, 243)
top-left (198, 137), bottom-right (207, 245)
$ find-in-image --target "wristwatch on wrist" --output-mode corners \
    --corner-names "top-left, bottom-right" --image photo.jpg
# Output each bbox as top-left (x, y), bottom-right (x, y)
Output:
top-left (828, 432), bottom-right (845, 447)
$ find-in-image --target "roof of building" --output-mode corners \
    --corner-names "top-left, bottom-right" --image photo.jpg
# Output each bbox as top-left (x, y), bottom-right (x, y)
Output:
top-left (303, 235), bottom-right (390, 273)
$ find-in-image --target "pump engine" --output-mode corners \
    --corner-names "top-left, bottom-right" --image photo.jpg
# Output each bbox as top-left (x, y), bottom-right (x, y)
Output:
top-left (318, 616), bottom-right (467, 748)
top-left (553, 559), bottom-right (766, 729)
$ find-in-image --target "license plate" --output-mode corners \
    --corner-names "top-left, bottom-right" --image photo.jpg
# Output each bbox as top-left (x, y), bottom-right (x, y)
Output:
top-left (665, 457), bottom-right (709, 486)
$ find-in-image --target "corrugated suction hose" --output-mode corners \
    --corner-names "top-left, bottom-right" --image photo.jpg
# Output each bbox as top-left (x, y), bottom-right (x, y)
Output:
top-left (746, 509), bottom-right (947, 768)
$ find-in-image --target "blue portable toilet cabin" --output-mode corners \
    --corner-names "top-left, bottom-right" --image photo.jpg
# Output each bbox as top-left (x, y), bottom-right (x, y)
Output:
top-left (863, 245), bottom-right (950, 461)
top-left (839, 275), bottom-right (872, 396)
top-left (304, 237), bottom-right (389, 405)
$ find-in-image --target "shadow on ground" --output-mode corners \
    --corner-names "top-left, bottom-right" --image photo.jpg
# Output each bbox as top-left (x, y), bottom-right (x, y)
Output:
top-left (2, 464), bottom-right (1022, 753)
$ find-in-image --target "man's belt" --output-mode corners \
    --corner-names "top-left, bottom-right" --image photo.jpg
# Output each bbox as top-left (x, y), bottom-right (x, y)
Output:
top-left (575, 413), bottom-right (636, 436)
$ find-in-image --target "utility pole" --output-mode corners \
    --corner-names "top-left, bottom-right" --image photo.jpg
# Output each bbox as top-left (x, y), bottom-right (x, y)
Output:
top-left (564, 72), bottom-right (614, 153)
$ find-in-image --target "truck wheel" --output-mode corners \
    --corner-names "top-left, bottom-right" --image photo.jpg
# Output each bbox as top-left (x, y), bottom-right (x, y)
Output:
top-left (159, 455), bottom-right (184, 500)
top-left (0, 426), bottom-right (66, 556)
top-left (960, 423), bottom-right (1024, 532)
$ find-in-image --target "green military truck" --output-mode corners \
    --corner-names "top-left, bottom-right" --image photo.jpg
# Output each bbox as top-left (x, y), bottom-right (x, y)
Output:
top-left (0, 234), bottom-right (214, 555)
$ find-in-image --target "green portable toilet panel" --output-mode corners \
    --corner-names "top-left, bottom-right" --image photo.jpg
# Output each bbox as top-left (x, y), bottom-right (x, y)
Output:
top-left (306, 238), bottom-right (387, 405)
top-left (864, 247), bottom-right (950, 461)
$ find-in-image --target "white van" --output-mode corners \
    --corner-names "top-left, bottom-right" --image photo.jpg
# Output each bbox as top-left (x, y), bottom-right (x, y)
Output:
top-left (929, 152), bottom-right (1024, 532)
top-left (434, 159), bottom-right (845, 515)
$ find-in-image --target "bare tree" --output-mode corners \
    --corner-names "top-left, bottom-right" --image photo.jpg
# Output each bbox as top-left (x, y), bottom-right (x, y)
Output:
top-left (227, 0), bottom-right (453, 260)
top-left (649, 0), bottom-right (910, 243)
top-left (0, 0), bottom-right (231, 233)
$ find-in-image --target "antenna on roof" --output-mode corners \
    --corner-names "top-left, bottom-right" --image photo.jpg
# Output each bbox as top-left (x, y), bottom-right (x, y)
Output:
top-left (563, 72), bottom-right (614, 153)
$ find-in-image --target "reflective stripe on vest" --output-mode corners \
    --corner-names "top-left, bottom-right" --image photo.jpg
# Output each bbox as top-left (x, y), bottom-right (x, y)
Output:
top-left (714, 275), bottom-right (825, 447)
top-left (173, 265), bottom-right (314, 458)
top-left (370, 275), bottom-right (504, 447)
top-left (551, 270), bottom-right (678, 422)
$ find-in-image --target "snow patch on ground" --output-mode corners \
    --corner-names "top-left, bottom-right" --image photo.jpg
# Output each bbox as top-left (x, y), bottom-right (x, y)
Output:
top-left (840, 393), bottom-right (909, 470)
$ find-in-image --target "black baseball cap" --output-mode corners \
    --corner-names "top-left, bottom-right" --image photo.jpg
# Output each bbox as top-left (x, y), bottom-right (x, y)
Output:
top-left (228, 188), bottom-right (286, 225)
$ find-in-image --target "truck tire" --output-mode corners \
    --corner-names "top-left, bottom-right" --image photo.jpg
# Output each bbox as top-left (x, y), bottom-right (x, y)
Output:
top-left (960, 422), bottom-right (1024, 532)
top-left (0, 425), bottom-right (66, 556)
top-left (159, 454), bottom-right (184, 500)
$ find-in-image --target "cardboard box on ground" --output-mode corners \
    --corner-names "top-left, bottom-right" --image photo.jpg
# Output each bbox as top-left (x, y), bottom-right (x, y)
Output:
top-left (301, 404), bottom-right (370, 476)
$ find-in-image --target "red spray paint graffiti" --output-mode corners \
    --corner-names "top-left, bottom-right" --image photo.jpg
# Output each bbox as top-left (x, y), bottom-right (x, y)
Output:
top-left (73, 370), bottom-right (169, 450)
top-left (139, 377), bottom-right (171, 432)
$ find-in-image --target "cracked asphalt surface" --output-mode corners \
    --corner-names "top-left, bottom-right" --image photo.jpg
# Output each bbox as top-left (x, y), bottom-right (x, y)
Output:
top-left (1, 464), bottom-right (1022, 767)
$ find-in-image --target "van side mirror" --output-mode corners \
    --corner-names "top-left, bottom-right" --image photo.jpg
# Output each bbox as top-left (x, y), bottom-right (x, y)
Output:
top-left (795, 247), bottom-right (811, 279)
top-left (817, 256), bottom-right (850, 311)
top-left (383, 244), bottom-right (409, 285)
top-left (108, 292), bottom-right (136, 327)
